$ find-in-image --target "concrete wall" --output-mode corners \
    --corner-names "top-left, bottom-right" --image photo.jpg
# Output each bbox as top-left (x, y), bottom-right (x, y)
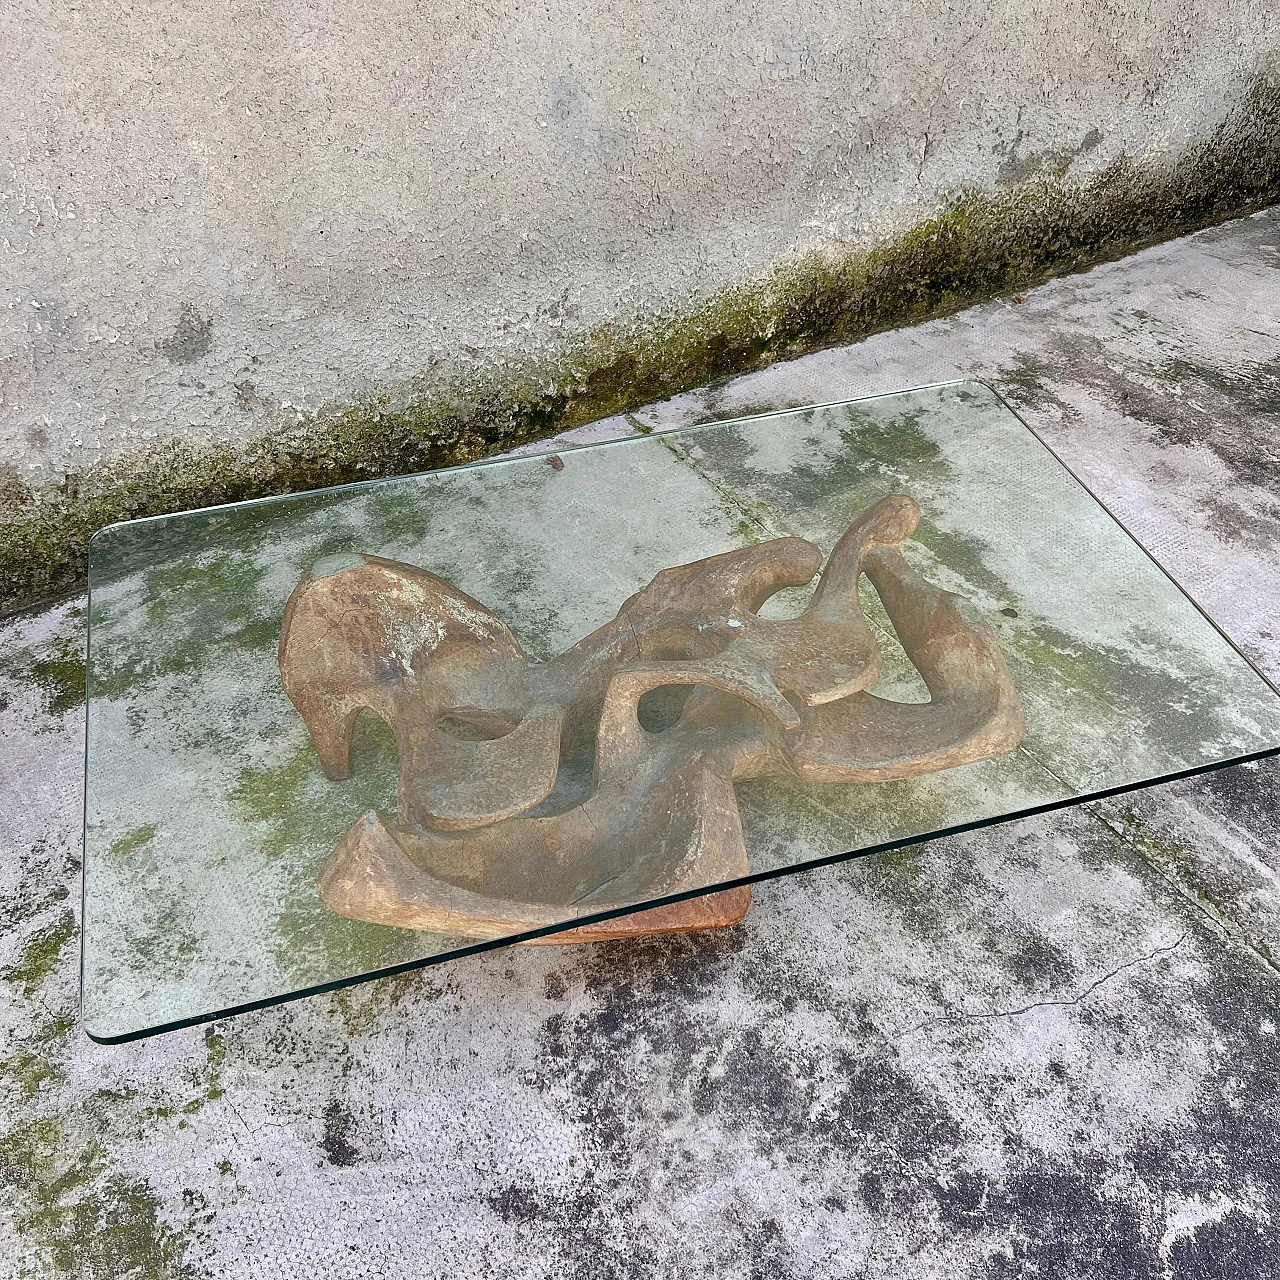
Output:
top-left (2, 1), bottom-right (1279, 607)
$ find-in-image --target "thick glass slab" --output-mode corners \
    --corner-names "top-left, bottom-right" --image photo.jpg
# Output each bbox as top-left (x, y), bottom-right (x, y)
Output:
top-left (82, 382), bottom-right (1280, 1041)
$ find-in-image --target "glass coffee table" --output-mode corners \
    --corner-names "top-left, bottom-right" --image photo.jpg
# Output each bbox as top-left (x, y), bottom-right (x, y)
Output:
top-left (82, 382), bottom-right (1280, 1042)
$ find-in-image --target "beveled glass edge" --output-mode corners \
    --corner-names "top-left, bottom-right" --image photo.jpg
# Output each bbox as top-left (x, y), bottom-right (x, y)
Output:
top-left (83, 379), bottom-right (987, 558)
top-left (80, 379), bottom-right (1280, 1042)
top-left (83, 744), bottom-right (1280, 1043)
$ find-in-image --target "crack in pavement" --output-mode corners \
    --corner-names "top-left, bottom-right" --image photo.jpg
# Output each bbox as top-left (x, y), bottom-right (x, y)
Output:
top-left (1090, 802), bottom-right (1280, 982)
top-left (892, 930), bottom-right (1189, 1043)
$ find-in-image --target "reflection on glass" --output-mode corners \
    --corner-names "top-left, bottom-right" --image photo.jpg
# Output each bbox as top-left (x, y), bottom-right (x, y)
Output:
top-left (83, 382), bottom-right (1280, 1041)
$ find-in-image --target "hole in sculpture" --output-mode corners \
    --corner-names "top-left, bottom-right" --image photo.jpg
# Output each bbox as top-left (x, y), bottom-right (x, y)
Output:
top-left (636, 684), bottom-right (695, 734)
top-left (859, 579), bottom-right (931, 704)
top-left (754, 580), bottom-right (817, 621)
top-left (348, 709), bottom-right (399, 782)
top-left (434, 708), bottom-right (523, 741)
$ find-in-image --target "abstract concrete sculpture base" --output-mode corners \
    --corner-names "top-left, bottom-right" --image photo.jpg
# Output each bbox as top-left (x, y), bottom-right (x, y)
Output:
top-left (279, 493), bottom-right (1025, 942)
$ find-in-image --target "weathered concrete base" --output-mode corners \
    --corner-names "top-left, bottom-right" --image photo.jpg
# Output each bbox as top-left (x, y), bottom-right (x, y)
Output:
top-left (3, 212), bottom-right (1280, 1277)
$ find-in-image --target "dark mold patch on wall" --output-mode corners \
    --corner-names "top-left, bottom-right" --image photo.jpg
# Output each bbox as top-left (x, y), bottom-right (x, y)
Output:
top-left (160, 304), bottom-right (215, 366)
top-left (3, 64), bottom-right (1280, 613)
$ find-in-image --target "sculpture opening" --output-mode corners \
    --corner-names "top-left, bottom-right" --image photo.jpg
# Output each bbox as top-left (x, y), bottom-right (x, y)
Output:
top-left (278, 493), bottom-right (1025, 943)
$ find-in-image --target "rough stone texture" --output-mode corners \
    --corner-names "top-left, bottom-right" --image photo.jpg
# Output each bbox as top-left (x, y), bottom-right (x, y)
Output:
top-left (2, 214), bottom-right (1280, 1277)
top-left (2, 3), bottom-right (1278, 576)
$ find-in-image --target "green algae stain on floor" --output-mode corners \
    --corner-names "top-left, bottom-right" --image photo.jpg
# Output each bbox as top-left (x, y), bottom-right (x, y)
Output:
top-left (24, 646), bottom-right (86, 718)
top-left (0, 1116), bottom-right (201, 1280)
top-left (89, 551), bottom-right (280, 709)
top-left (3, 911), bottom-right (76, 1003)
top-left (110, 825), bottom-right (158, 858)
top-left (100, 826), bottom-right (201, 983)
top-left (0, 1010), bottom-right (75, 1098)
top-left (180, 1028), bottom-right (231, 1116)
top-left (1092, 800), bottom-right (1280, 978)
top-left (0, 1047), bottom-right (60, 1096)
top-left (229, 713), bottom-right (422, 985)
top-left (229, 715), bottom-right (398, 863)
top-left (141, 552), bottom-right (268, 630)
top-left (0, 605), bottom-right (88, 721)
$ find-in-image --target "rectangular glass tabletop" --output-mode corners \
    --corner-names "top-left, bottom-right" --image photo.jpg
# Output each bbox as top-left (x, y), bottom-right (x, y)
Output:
top-left (82, 381), bottom-right (1280, 1041)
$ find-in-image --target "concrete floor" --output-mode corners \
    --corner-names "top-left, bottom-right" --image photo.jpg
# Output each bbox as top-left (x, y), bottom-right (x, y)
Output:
top-left (2, 210), bottom-right (1279, 1278)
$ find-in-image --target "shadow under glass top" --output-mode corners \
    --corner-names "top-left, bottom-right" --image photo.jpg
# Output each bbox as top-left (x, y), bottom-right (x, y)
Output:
top-left (82, 381), bottom-right (1280, 1041)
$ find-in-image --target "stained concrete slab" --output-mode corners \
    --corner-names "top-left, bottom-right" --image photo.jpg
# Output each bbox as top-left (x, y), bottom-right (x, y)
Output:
top-left (3, 212), bottom-right (1280, 1277)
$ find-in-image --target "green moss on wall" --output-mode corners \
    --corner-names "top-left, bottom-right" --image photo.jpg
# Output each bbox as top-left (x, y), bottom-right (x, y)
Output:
top-left (2, 63), bottom-right (1279, 614)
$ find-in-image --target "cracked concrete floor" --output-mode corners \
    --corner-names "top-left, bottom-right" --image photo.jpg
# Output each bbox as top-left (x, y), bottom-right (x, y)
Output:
top-left (3, 210), bottom-right (1280, 1279)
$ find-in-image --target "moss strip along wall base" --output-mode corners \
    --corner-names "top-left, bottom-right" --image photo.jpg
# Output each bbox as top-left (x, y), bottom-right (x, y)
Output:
top-left (2, 65), bottom-right (1279, 614)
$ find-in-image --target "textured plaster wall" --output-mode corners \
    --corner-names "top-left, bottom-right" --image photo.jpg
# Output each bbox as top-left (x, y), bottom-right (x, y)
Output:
top-left (1, 1), bottom-right (1277, 517)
